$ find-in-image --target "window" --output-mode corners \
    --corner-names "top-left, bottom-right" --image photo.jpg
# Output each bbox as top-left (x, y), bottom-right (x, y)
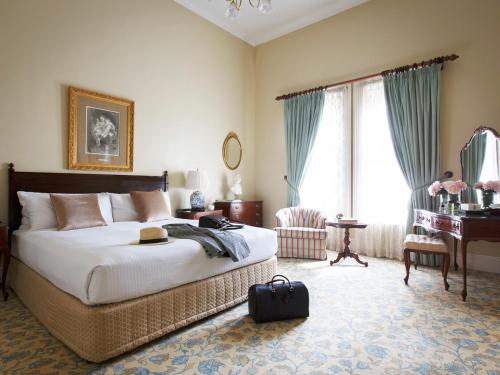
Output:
top-left (300, 77), bottom-right (410, 258)
top-left (353, 79), bottom-right (409, 224)
top-left (300, 86), bottom-right (351, 217)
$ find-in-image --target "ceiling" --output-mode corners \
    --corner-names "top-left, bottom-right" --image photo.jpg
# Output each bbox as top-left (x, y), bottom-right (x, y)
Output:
top-left (174, 0), bottom-right (369, 46)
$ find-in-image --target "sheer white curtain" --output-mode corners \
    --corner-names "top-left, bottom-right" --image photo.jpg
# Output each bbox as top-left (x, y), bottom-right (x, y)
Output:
top-left (300, 86), bottom-right (350, 246)
top-left (300, 86), bottom-right (350, 217)
top-left (301, 78), bottom-right (410, 260)
top-left (351, 78), bottom-right (410, 260)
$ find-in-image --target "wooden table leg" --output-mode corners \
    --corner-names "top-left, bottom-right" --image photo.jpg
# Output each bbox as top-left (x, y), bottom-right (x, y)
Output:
top-left (330, 251), bottom-right (345, 265)
top-left (343, 227), bottom-right (350, 255)
top-left (403, 249), bottom-right (410, 285)
top-left (453, 238), bottom-right (458, 271)
top-left (330, 227), bottom-right (350, 265)
top-left (412, 225), bottom-right (418, 270)
top-left (330, 227), bottom-right (368, 267)
top-left (350, 252), bottom-right (368, 267)
top-left (461, 240), bottom-right (468, 302)
top-left (442, 254), bottom-right (450, 291)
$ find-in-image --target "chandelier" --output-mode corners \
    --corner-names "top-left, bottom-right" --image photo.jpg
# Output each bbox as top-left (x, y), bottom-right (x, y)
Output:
top-left (217, 0), bottom-right (272, 19)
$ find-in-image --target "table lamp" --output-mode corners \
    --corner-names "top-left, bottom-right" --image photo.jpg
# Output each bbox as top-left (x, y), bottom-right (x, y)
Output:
top-left (186, 169), bottom-right (209, 211)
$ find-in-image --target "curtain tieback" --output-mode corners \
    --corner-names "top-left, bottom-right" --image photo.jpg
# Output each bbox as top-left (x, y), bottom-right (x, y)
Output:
top-left (284, 175), bottom-right (299, 192)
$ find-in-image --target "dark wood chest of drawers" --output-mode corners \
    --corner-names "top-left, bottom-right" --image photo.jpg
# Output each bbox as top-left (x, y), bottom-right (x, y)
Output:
top-left (214, 201), bottom-right (263, 227)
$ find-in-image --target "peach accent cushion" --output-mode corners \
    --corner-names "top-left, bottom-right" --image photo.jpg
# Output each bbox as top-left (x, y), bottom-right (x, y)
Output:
top-left (50, 194), bottom-right (107, 231)
top-left (130, 190), bottom-right (171, 222)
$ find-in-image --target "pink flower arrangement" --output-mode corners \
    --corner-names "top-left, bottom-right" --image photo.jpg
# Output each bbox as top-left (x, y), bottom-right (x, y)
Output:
top-left (474, 180), bottom-right (500, 193)
top-left (428, 181), bottom-right (444, 197)
top-left (442, 180), bottom-right (468, 195)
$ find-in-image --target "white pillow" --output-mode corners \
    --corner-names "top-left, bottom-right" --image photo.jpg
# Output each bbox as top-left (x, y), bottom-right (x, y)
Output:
top-left (97, 194), bottom-right (114, 224)
top-left (110, 192), bottom-right (172, 222)
top-left (18, 192), bottom-right (55, 230)
top-left (19, 206), bottom-right (31, 230)
top-left (17, 192), bottom-right (113, 230)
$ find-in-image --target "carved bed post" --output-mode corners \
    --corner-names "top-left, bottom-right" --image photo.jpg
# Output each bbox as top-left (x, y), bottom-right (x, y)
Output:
top-left (7, 163), bottom-right (15, 244)
top-left (163, 171), bottom-right (169, 192)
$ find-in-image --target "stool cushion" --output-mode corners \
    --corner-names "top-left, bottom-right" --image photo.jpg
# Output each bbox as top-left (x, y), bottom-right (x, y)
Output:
top-left (404, 234), bottom-right (448, 253)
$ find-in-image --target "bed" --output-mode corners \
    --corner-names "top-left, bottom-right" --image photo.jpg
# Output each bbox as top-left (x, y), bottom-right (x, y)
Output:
top-left (7, 164), bottom-right (277, 362)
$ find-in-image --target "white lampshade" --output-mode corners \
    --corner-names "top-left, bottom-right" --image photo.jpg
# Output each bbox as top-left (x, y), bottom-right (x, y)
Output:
top-left (186, 170), bottom-right (209, 190)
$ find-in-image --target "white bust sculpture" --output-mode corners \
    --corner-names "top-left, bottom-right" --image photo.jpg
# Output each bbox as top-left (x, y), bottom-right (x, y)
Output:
top-left (229, 173), bottom-right (242, 199)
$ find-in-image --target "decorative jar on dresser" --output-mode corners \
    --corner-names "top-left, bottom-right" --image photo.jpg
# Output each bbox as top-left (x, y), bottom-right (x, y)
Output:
top-left (214, 200), bottom-right (263, 227)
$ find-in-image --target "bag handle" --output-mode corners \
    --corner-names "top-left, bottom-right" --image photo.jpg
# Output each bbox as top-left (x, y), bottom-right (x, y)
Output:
top-left (267, 274), bottom-right (294, 293)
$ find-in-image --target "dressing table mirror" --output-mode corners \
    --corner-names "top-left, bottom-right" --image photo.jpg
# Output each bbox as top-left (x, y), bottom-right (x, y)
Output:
top-left (461, 126), bottom-right (500, 203)
top-left (222, 132), bottom-right (242, 170)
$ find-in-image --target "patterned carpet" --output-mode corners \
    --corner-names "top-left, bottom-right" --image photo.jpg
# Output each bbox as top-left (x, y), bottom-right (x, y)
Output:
top-left (0, 252), bottom-right (499, 375)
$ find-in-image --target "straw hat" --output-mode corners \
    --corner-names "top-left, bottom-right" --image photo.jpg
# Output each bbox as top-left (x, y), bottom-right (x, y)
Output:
top-left (137, 227), bottom-right (175, 245)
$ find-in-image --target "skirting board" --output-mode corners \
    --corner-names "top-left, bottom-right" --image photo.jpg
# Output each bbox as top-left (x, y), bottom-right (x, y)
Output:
top-left (456, 252), bottom-right (500, 274)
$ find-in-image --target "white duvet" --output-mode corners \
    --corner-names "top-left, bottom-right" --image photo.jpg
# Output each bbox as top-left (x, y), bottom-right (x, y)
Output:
top-left (12, 219), bottom-right (277, 305)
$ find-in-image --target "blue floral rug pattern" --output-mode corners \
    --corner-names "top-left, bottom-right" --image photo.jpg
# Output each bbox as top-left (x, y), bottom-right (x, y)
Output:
top-left (0, 252), bottom-right (499, 374)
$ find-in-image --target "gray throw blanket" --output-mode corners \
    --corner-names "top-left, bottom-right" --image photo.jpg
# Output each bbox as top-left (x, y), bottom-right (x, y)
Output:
top-left (164, 224), bottom-right (250, 262)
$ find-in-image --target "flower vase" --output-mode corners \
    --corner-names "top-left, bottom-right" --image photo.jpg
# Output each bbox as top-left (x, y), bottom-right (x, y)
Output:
top-left (438, 192), bottom-right (448, 212)
top-left (482, 190), bottom-right (494, 209)
top-left (448, 193), bottom-right (460, 213)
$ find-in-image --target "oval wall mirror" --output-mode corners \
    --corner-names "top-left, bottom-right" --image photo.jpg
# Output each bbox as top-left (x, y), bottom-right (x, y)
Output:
top-left (222, 132), bottom-right (242, 170)
top-left (461, 126), bottom-right (500, 203)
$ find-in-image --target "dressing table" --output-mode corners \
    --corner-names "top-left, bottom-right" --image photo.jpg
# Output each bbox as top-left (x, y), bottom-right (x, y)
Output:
top-left (413, 209), bottom-right (500, 301)
top-left (414, 126), bottom-right (500, 301)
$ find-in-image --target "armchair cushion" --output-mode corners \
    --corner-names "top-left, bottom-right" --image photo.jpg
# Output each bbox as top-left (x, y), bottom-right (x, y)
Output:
top-left (275, 207), bottom-right (327, 229)
top-left (276, 227), bottom-right (328, 240)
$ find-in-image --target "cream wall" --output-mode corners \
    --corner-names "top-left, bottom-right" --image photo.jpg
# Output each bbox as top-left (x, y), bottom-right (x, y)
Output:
top-left (1, 0), bottom-right (499, 268)
top-left (0, 0), bottom-right (256, 218)
top-left (254, 0), bottom-right (500, 264)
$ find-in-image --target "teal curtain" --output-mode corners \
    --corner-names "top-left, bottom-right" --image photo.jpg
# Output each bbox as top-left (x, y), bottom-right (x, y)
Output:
top-left (462, 132), bottom-right (487, 203)
top-left (284, 91), bottom-right (325, 206)
top-left (383, 64), bottom-right (442, 266)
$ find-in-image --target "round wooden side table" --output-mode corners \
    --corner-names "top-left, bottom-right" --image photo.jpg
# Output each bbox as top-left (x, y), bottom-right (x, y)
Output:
top-left (326, 222), bottom-right (368, 267)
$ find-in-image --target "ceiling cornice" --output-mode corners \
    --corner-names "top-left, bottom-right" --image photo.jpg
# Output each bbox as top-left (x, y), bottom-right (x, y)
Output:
top-left (250, 0), bottom-right (369, 45)
top-left (174, 0), bottom-right (369, 46)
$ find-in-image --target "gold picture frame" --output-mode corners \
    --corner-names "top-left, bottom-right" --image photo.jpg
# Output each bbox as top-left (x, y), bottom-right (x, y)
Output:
top-left (68, 87), bottom-right (134, 171)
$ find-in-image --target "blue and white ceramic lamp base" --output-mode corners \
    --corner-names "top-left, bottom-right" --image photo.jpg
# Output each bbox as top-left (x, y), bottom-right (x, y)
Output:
top-left (190, 190), bottom-right (205, 211)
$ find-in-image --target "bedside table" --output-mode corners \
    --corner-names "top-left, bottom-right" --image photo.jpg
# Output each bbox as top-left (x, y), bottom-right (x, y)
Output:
top-left (0, 225), bottom-right (10, 301)
top-left (214, 201), bottom-right (263, 227)
top-left (176, 209), bottom-right (223, 220)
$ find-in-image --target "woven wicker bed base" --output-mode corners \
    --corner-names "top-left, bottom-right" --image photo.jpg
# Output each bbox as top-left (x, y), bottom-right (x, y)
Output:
top-left (9, 256), bottom-right (277, 363)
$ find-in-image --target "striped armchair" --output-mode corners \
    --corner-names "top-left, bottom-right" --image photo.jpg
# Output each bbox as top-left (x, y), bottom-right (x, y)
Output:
top-left (275, 207), bottom-right (328, 260)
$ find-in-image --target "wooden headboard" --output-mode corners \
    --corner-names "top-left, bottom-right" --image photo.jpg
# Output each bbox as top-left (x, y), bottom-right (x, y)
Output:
top-left (8, 163), bottom-right (168, 234)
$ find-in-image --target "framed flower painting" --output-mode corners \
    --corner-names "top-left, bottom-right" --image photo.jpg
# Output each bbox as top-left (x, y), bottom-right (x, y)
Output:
top-left (68, 87), bottom-right (134, 171)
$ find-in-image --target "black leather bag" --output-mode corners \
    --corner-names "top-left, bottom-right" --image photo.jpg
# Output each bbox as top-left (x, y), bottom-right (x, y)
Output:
top-left (199, 215), bottom-right (244, 231)
top-left (248, 275), bottom-right (309, 323)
